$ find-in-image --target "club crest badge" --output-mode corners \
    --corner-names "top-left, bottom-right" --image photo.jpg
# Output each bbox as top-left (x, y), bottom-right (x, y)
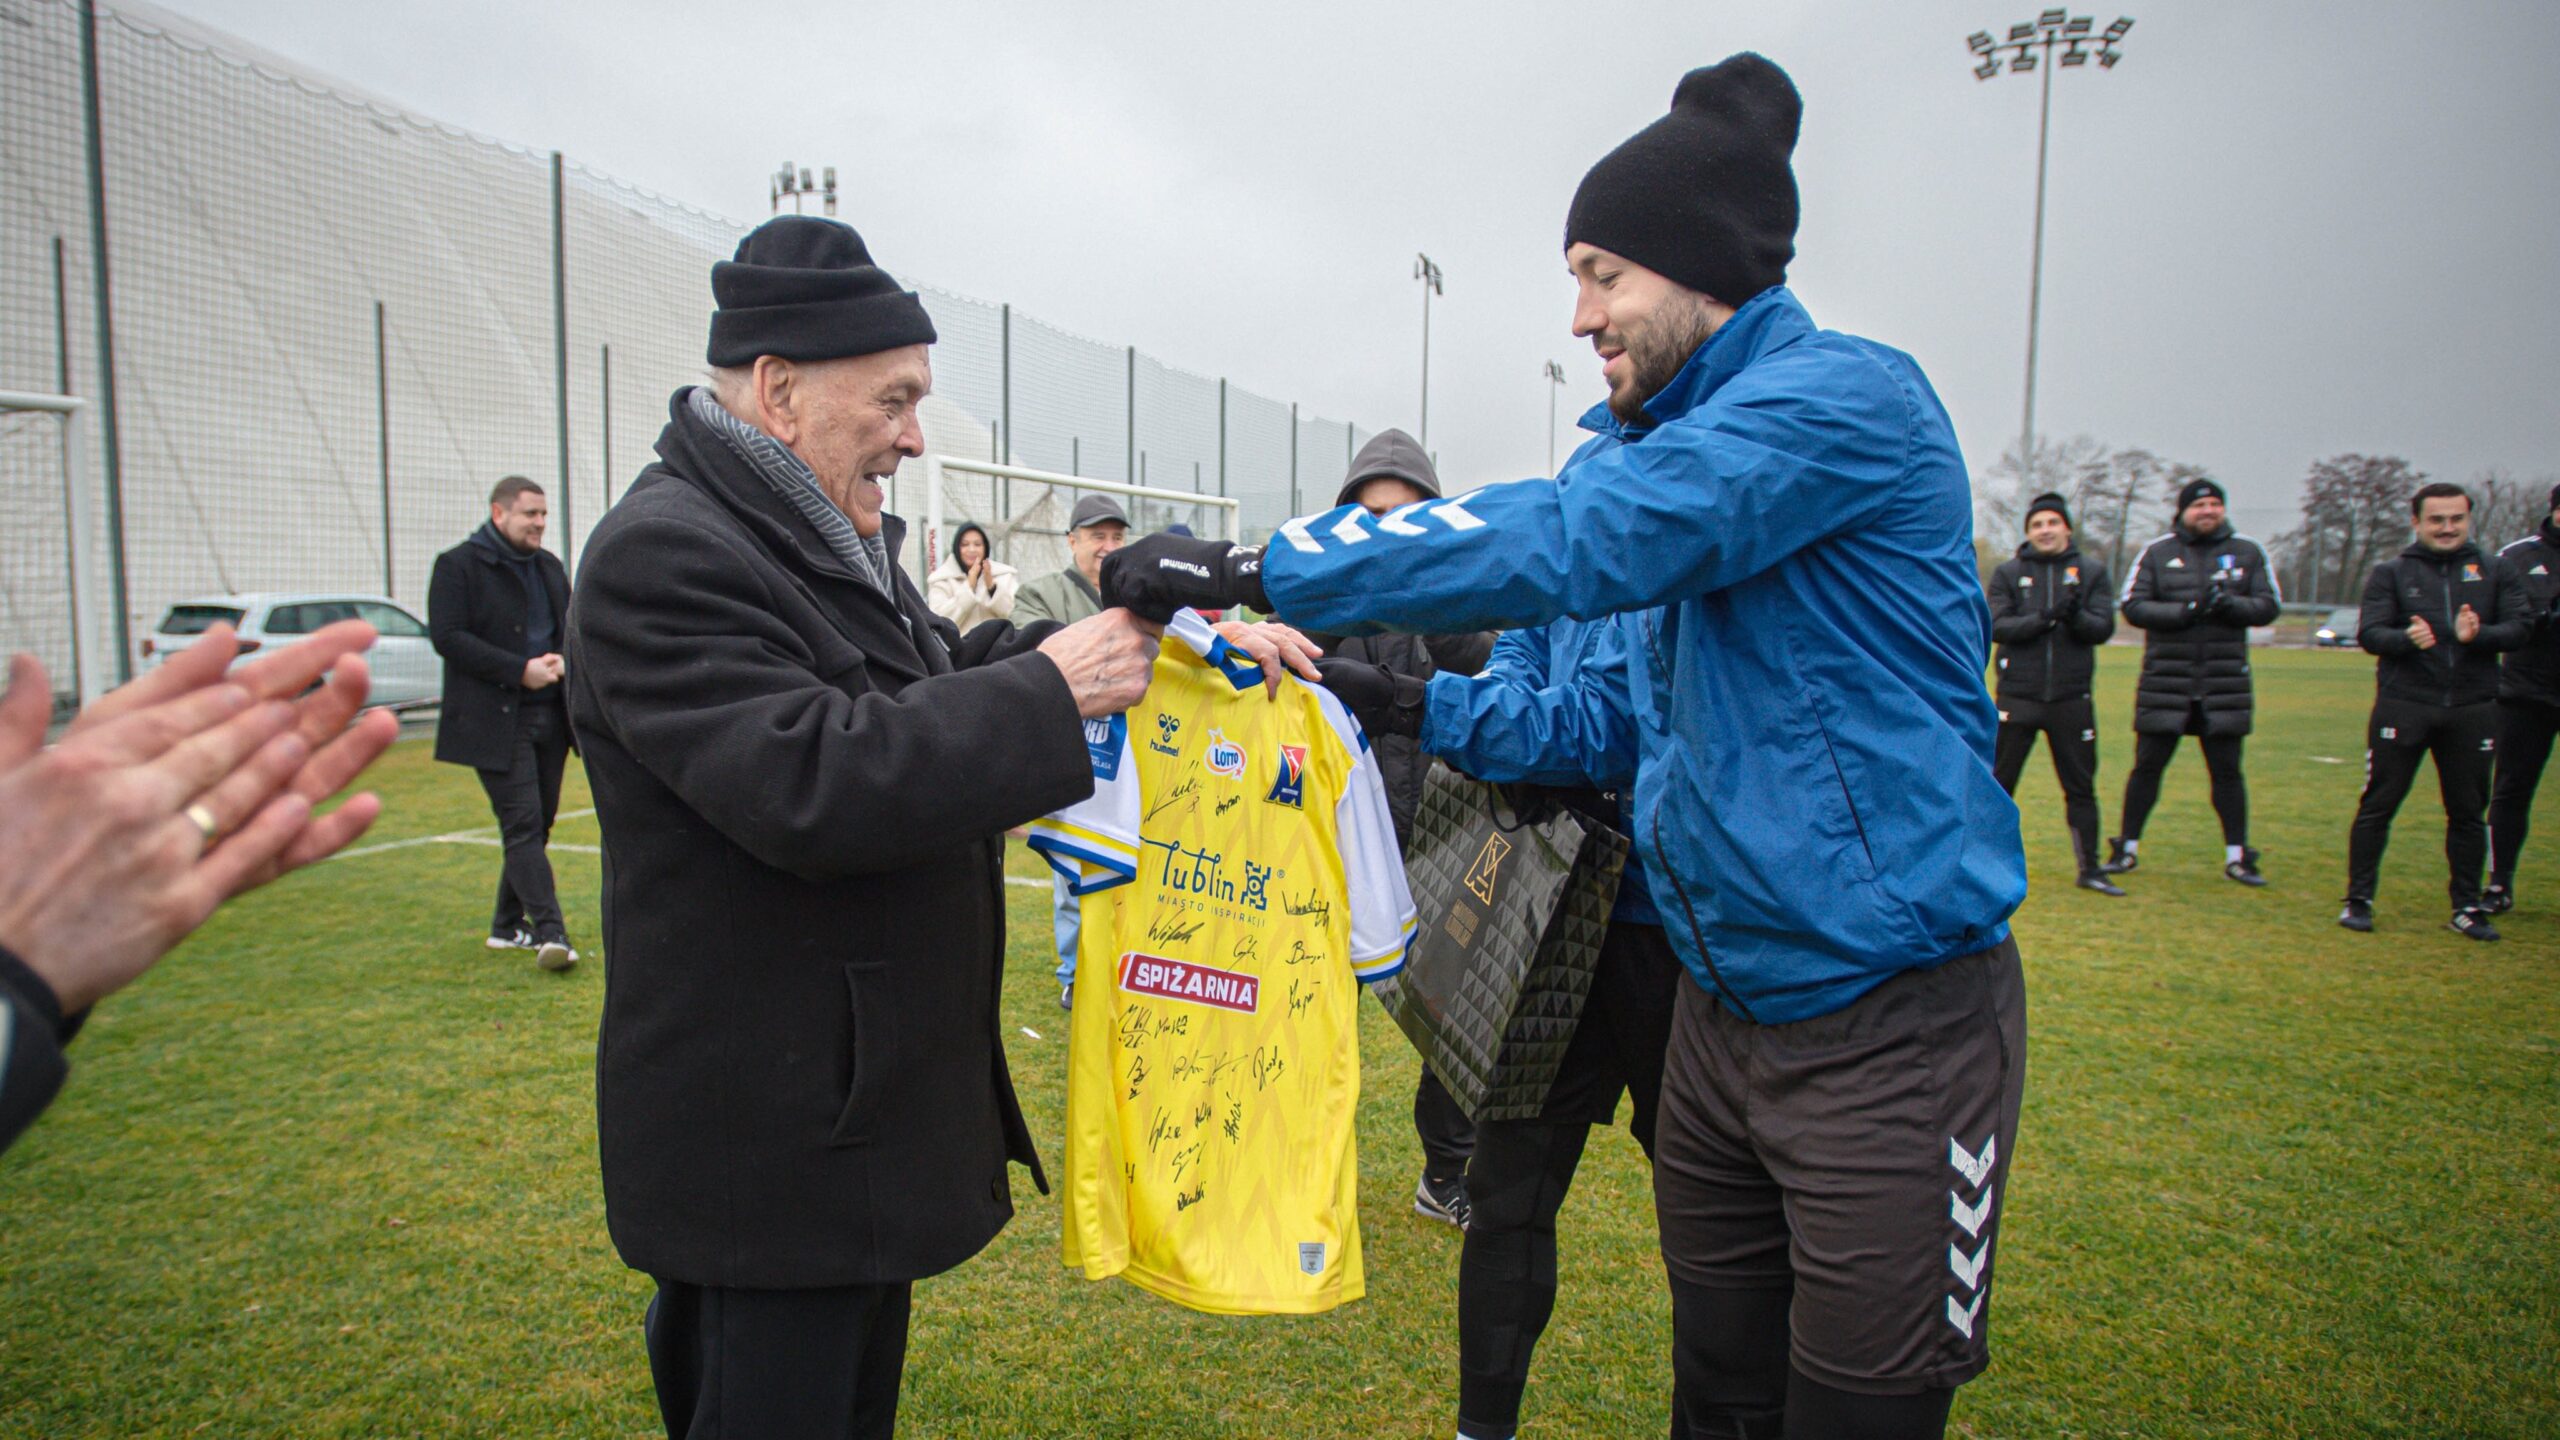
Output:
top-left (2463, 563), bottom-right (2483, 582)
top-left (1265, 743), bottom-right (1307, 807)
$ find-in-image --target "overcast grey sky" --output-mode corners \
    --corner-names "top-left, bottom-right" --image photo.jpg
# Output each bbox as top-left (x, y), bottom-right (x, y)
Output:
top-left (156, 0), bottom-right (2560, 536)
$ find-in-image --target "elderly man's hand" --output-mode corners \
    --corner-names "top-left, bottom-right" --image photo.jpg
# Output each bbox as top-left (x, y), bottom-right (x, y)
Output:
top-left (0, 632), bottom-right (400, 1015)
top-left (1038, 610), bottom-right (1162, 719)
top-left (1211, 620), bottom-right (1324, 698)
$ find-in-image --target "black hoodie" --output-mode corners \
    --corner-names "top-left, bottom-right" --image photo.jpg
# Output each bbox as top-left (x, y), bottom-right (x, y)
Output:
top-left (2497, 518), bottom-right (2560, 706)
top-left (2356, 538), bottom-right (2531, 708)
top-left (1985, 542), bottom-right (2114, 704)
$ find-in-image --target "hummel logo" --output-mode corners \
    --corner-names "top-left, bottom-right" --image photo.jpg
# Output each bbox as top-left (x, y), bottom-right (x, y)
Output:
top-left (1945, 1292), bottom-right (1984, 1339)
top-left (1949, 1133), bottom-right (1997, 1188)
top-left (2167, 557), bottom-right (2186, 568)
top-left (1951, 1185), bottom-right (1995, 1238)
top-left (1948, 1237), bottom-right (1991, 1291)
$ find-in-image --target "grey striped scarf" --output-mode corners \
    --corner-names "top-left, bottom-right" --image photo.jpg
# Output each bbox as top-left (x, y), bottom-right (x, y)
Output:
top-left (689, 386), bottom-right (892, 594)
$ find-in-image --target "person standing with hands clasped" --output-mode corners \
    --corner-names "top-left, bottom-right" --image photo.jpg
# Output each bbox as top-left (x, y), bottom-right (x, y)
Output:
top-left (1985, 492), bottom-right (2121, 895)
top-left (926, 522), bottom-right (1018, 633)
top-left (2339, 482), bottom-right (2530, 939)
top-left (2105, 477), bottom-right (2280, 886)
top-left (429, 476), bottom-right (579, 971)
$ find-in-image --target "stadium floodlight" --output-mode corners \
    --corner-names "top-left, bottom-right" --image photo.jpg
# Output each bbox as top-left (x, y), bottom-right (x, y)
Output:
top-left (772, 160), bottom-right (838, 215)
top-left (822, 166), bottom-right (838, 216)
top-left (1542, 360), bottom-right (1568, 473)
top-left (1965, 12), bottom-right (2134, 475)
top-left (1414, 252), bottom-right (1444, 449)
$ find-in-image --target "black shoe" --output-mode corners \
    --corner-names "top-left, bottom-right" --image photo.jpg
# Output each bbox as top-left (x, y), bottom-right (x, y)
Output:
top-left (2448, 908), bottom-right (2502, 942)
top-left (2224, 848), bottom-right (2267, 887)
top-left (2338, 899), bottom-right (2373, 932)
top-left (1414, 1173), bottom-right (1471, 1231)
top-left (2076, 870), bottom-right (2127, 897)
top-left (2478, 884), bottom-right (2514, 916)
top-left (2101, 837), bottom-right (2138, 874)
top-left (1059, 981), bottom-right (1075, 1012)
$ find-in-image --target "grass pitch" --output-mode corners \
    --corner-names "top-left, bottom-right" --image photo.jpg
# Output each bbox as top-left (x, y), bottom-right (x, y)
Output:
top-left (0, 647), bottom-right (2553, 1437)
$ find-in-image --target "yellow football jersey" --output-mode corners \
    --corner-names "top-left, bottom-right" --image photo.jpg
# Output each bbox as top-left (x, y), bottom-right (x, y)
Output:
top-left (1027, 610), bottom-right (1414, 1315)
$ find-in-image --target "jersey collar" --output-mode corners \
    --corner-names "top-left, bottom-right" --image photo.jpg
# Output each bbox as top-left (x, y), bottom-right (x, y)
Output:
top-left (1167, 609), bottom-right (1266, 691)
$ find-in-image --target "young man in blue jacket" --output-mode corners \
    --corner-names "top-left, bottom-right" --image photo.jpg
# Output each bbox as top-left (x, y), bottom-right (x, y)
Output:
top-left (1105, 53), bottom-right (2027, 1440)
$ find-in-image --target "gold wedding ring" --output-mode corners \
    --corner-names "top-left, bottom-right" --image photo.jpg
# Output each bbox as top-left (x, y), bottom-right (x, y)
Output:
top-left (184, 802), bottom-right (220, 842)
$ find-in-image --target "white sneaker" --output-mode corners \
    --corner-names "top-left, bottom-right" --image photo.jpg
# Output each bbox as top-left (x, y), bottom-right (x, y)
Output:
top-left (486, 927), bottom-right (536, 952)
top-left (536, 939), bottom-right (578, 972)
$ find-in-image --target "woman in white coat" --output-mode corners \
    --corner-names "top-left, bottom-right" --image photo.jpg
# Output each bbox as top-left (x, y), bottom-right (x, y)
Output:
top-left (927, 522), bottom-right (1020, 632)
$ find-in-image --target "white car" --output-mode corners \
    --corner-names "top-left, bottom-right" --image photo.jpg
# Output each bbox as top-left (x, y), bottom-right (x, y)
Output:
top-left (143, 593), bottom-right (442, 710)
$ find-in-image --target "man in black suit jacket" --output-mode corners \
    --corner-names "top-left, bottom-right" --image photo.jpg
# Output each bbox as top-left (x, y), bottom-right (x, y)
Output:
top-left (428, 475), bottom-right (578, 971)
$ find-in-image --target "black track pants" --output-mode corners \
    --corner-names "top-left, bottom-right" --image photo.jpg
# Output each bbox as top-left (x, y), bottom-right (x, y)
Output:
top-left (2118, 728), bottom-right (2247, 846)
top-left (1662, 1281), bottom-right (1957, 1439)
top-left (1415, 1066), bottom-right (1476, 1184)
top-left (1991, 696), bottom-right (2102, 871)
top-left (2488, 698), bottom-right (2560, 886)
top-left (2346, 698), bottom-right (2497, 908)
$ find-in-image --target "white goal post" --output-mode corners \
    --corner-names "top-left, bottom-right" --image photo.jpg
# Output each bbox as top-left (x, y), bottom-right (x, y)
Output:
top-left (918, 455), bottom-right (1241, 582)
top-left (0, 388), bottom-right (108, 707)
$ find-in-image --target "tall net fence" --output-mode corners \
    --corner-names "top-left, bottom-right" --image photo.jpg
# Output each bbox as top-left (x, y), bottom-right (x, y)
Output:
top-left (0, 0), bottom-right (1378, 700)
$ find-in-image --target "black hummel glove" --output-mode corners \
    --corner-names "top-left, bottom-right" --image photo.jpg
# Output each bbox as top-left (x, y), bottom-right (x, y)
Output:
top-left (1099, 534), bottom-right (1270, 622)
top-left (1315, 658), bottom-right (1427, 738)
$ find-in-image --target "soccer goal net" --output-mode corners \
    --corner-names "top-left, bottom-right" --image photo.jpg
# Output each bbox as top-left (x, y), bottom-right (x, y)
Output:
top-left (916, 455), bottom-right (1241, 587)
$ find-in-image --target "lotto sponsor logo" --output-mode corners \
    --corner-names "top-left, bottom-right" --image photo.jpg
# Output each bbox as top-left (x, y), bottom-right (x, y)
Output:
top-left (1205, 729), bottom-right (1247, 778)
top-left (1119, 952), bottom-right (1261, 1014)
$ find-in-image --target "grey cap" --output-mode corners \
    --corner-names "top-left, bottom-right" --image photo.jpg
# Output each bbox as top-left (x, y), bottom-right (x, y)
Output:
top-left (1335, 428), bottom-right (1444, 508)
top-left (1069, 493), bottom-right (1129, 530)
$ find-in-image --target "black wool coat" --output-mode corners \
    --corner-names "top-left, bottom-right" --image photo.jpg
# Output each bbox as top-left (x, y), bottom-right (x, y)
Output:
top-left (566, 392), bottom-right (1090, 1290)
top-left (2118, 524), bottom-right (2280, 736)
top-left (427, 534), bottom-right (573, 770)
top-left (1986, 544), bottom-right (2115, 705)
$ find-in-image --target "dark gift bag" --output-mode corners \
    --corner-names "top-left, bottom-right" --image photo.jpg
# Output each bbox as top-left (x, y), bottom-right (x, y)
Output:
top-left (1374, 764), bottom-right (1629, 1122)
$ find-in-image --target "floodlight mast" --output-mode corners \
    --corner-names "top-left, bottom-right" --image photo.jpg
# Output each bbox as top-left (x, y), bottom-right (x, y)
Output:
top-left (771, 161), bottom-right (839, 215)
top-left (1967, 12), bottom-right (2131, 477)
top-left (1415, 252), bottom-right (1444, 449)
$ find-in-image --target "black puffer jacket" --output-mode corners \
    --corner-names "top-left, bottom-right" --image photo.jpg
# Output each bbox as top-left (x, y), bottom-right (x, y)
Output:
top-left (2119, 524), bottom-right (2281, 735)
top-left (2358, 541), bottom-right (2531, 707)
top-left (1986, 544), bottom-right (2114, 703)
top-left (2497, 520), bottom-right (2560, 706)
top-left (1302, 630), bottom-right (1492, 842)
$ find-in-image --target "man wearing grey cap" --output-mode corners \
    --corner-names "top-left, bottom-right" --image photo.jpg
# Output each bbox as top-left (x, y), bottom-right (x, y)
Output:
top-left (1014, 492), bottom-right (1130, 625)
top-left (566, 215), bottom-right (1164, 1438)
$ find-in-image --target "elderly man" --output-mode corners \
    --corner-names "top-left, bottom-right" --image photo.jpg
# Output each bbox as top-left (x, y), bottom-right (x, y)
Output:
top-left (1013, 493), bottom-right (1127, 624)
top-left (566, 216), bottom-right (1307, 1439)
top-left (1107, 55), bottom-right (2027, 1439)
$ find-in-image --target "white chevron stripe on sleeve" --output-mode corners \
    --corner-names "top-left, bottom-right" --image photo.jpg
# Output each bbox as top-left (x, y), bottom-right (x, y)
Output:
top-left (1278, 516), bottom-right (1323, 554)
top-left (1950, 1185), bottom-right (1995, 1238)
top-left (1945, 1291), bottom-right (1984, 1338)
top-left (1377, 502), bottom-right (1431, 537)
top-left (1432, 498), bottom-right (1486, 530)
top-left (1330, 509), bottom-right (1373, 545)
top-left (1948, 1237), bottom-right (1990, 1291)
top-left (1949, 1133), bottom-right (1996, 1189)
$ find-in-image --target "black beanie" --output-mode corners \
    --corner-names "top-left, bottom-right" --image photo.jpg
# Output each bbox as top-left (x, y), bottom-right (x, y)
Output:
top-left (1564, 54), bottom-right (1802, 306)
top-left (2176, 476), bottom-right (2227, 516)
top-left (707, 216), bottom-right (937, 367)
top-left (2024, 491), bottom-right (2072, 530)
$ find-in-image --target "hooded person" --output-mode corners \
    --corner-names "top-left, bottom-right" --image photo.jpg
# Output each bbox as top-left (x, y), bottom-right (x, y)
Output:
top-left (2107, 475), bottom-right (2282, 884)
top-left (1984, 491), bottom-right (2121, 893)
top-left (564, 214), bottom-right (1167, 1439)
top-left (1102, 52), bottom-right (2028, 1440)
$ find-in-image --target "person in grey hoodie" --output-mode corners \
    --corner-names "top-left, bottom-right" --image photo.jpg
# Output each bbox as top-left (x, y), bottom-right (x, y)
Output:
top-left (1300, 429), bottom-right (1494, 1231)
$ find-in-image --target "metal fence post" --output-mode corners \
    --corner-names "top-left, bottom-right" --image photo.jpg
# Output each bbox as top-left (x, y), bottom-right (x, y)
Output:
top-left (375, 300), bottom-right (392, 596)
top-left (601, 344), bottom-right (614, 509)
top-left (1289, 401), bottom-right (1298, 517)
top-left (550, 151), bottom-right (573, 572)
top-left (1217, 377), bottom-right (1227, 497)
top-left (77, 0), bottom-right (131, 680)
top-left (50, 237), bottom-right (92, 702)
top-left (1125, 345), bottom-right (1137, 481)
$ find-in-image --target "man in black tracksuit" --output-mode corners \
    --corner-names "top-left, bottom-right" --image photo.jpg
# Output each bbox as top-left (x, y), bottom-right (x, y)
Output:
top-left (2482, 484), bottom-right (2560, 915)
top-left (2342, 482), bottom-right (2533, 938)
top-left (1985, 491), bottom-right (2121, 894)
top-left (2106, 477), bottom-right (2281, 885)
top-left (1300, 427), bottom-right (1494, 1230)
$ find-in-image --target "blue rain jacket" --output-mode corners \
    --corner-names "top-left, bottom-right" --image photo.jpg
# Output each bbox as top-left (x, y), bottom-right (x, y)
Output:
top-left (1262, 287), bottom-right (2023, 1023)
top-left (1423, 615), bottom-right (1660, 926)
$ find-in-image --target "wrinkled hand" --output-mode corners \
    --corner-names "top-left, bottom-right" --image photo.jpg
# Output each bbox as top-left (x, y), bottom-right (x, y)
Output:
top-left (2407, 615), bottom-right (2437, 651)
top-left (2454, 604), bottom-right (2481, 644)
top-left (1316, 658), bottom-right (1427, 739)
top-left (0, 636), bottom-right (395, 1014)
top-left (1100, 534), bottom-right (1269, 623)
top-left (522, 654), bottom-right (565, 690)
top-left (1038, 609), bottom-right (1162, 719)
top-left (1211, 620), bottom-right (1324, 698)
